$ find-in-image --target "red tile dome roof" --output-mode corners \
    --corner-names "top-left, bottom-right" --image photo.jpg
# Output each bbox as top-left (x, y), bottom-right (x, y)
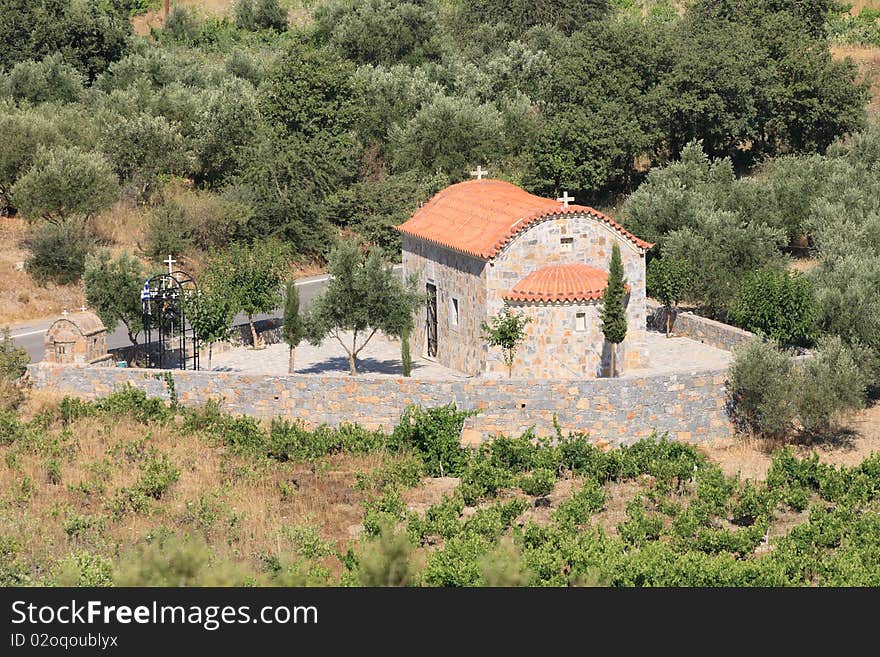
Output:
top-left (504, 264), bottom-right (621, 303)
top-left (396, 179), bottom-right (652, 259)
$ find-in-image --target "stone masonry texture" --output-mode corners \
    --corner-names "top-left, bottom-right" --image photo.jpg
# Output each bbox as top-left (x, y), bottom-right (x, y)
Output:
top-left (403, 212), bottom-right (649, 378)
top-left (26, 362), bottom-right (733, 445)
top-left (645, 300), bottom-right (755, 352)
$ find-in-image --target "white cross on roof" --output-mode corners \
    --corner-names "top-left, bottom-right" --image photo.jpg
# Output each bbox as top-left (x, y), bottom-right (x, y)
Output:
top-left (557, 191), bottom-right (575, 208)
top-left (469, 165), bottom-right (488, 180)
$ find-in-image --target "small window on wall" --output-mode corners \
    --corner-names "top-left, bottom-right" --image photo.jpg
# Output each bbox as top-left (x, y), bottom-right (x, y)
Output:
top-left (450, 298), bottom-right (460, 326)
top-left (575, 312), bottom-right (587, 332)
top-left (560, 237), bottom-right (574, 251)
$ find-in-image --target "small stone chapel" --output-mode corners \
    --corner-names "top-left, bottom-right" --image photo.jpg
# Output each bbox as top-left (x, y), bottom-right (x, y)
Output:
top-left (397, 175), bottom-right (653, 378)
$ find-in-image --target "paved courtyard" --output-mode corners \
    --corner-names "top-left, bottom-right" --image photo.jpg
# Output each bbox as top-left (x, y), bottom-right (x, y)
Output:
top-left (208, 330), bottom-right (732, 379)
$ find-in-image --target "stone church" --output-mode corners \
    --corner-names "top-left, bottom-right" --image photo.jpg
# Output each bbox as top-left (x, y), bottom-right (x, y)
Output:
top-left (397, 178), bottom-right (652, 378)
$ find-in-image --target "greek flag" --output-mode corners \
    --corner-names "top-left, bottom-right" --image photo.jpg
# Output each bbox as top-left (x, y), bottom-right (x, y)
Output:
top-left (141, 281), bottom-right (151, 301)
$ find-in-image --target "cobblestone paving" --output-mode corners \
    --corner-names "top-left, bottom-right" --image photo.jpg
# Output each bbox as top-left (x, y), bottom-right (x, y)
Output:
top-left (209, 330), bottom-right (732, 379)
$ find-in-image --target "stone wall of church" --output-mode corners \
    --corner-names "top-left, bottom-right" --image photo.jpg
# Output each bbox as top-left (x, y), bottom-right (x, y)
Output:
top-left (401, 235), bottom-right (488, 375)
top-left (484, 213), bottom-right (648, 377)
top-left (503, 300), bottom-right (606, 378)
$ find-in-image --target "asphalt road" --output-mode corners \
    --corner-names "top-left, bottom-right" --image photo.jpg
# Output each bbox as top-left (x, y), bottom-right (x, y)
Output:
top-left (10, 266), bottom-right (403, 363)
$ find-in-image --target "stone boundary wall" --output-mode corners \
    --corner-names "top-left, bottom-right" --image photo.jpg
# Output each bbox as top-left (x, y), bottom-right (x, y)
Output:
top-left (646, 299), bottom-right (755, 352)
top-left (26, 363), bottom-right (733, 445)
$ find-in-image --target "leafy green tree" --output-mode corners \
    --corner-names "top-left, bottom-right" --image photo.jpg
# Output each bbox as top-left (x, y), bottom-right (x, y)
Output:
top-left (0, 0), bottom-right (131, 81)
top-left (254, 0), bottom-right (287, 32)
top-left (0, 327), bottom-right (29, 381)
top-left (798, 336), bottom-right (867, 436)
top-left (647, 257), bottom-right (691, 337)
top-left (145, 199), bottom-right (191, 263)
top-left (481, 306), bottom-right (531, 378)
top-left (2, 53), bottom-right (84, 104)
top-left (99, 113), bottom-right (190, 198)
top-left (600, 243), bottom-right (627, 377)
top-left (258, 42), bottom-right (359, 140)
top-left (730, 268), bottom-right (817, 347)
top-left (193, 78), bottom-right (260, 187)
top-left (390, 94), bottom-right (505, 179)
top-left (282, 281), bottom-right (304, 374)
top-left (184, 288), bottom-right (234, 371)
top-left (11, 147), bottom-right (119, 224)
top-left (26, 221), bottom-right (95, 285)
top-left (727, 339), bottom-right (798, 440)
top-left (315, 0), bottom-right (441, 65)
top-left (303, 240), bottom-right (422, 375)
top-left (203, 240), bottom-right (289, 349)
top-left (84, 250), bottom-right (146, 350)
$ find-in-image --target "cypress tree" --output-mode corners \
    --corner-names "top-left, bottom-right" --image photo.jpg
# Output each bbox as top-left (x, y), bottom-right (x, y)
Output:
top-left (282, 280), bottom-right (303, 373)
top-left (601, 242), bottom-right (628, 377)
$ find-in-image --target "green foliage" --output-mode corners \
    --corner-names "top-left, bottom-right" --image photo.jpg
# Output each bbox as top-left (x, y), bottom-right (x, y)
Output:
top-left (202, 240), bottom-right (288, 345)
top-left (481, 306), bottom-right (531, 377)
top-left (601, 242), bottom-right (628, 345)
top-left (518, 467), bottom-right (557, 497)
top-left (730, 268), bottom-right (817, 346)
top-left (84, 250), bottom-right (146, 348)
top-left (25, 220), bottom-right (95, 285)
top-left (145, 199), bottom-right (191, 260)
top-left (95, 386), bottom-right (172, 424)
top-left (234, 0), bottom-right (288, 32)
top-left (797, 336), bottom-right (868, 436)
top-left (553, 479), bottom-right (606, 526)
top-left (400, 323), bottom-right (412, 377)
top-left (99, 113), bottom-right (189, 195)
top-left (114, 534), bottom-right (247, 586)
top-left (315, 0), bottom-right (441, 66)
top-left (12, 147), bottom-right (118, 224)
top-left (728, 337), bottom-right (867, 441)
top-left (2, 53), bottom-right (84, 104)
top-left (727, 340), bottom-right (798, 440)
top-left (0, 328), bottom-right (29, 381)
top-left (356, 525), bottom-right (420, 586)
top-left (282, 281), bottom-right (303, 351)
top-left (391, 404), bottom-right (473, 477)
top-left (0, 0), bottom-right (132, 81)
top-left (56, 551), bottom-right (113, 587)
top-left (183, 288), bottom-right (234, 368)
top-left (304, 240), bottom-right (423, 374)
top-left (646, 256), bottom-right (690, 334)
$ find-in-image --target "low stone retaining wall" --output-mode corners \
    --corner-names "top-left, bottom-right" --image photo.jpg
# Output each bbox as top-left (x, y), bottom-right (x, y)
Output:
top-left (26, 362), bottom-right (733, 445)
top-left (646, 300), bottom-right (755, 352)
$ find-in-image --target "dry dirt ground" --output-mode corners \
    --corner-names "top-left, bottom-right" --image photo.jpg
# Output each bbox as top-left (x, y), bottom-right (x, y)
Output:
top-left (0, 217), bottom-right (84, 326)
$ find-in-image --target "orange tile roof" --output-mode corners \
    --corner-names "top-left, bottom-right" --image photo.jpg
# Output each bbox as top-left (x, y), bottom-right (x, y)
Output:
top-left (397, 179), bottom-right (652, 259)
top-left (504, 264), bottom-right (616, 303)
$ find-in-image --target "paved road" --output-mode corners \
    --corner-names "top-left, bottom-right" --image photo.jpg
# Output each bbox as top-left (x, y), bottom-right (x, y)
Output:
top-left (9, 265), bottom-right (403, 362)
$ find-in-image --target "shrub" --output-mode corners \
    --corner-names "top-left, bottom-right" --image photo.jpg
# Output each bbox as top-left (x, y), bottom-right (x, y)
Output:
top-left (0, 328), bottom-right (29, 381)
top-left (163, 6), bottom-right (203, 42)
top-left (55, 551), bottom-right (113, 587)
top-left (95, 387), bottom-right (172, 424)
top-left (553, 479), bottom-right (606, 526)
top-left (25, 221), bottom-right (95, 285)
top-left (391, 404), bottom-right (474, 477)
top-left (114, 534), bottom-right (246, 586)
top-left (518, 468), bottom-right (557, 497)
top-left (730, 268), bottom-right (817, 346)
top-left (356, 525), bottom-right (420, 586)
top-left (145, 198), bottom-right (191, 260)
top-left (727, 340), bottom-right (798, 440)
top-left (797, 336), bottom-right (867, 435)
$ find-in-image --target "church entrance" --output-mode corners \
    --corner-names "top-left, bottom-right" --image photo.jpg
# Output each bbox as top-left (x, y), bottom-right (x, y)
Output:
top-left (426, 282), bottom-right (438, 358)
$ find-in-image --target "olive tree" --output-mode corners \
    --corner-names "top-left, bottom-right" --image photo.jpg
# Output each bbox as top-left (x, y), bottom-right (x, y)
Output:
top-left (303, 240), bottom-right (422, 375)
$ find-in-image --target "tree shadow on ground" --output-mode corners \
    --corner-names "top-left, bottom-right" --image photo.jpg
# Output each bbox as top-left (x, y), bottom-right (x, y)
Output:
top-left (297, 356), bottom-right (426, 376)
top-left (792, 426), bottom-right (859, 451)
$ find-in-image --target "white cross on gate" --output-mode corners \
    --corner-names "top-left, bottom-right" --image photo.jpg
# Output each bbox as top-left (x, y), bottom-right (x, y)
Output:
top-left (557, 191), bottom-right (575, 208)
top-left (164, 255), bottom-right (177, 275)
top-left (469, 165), bottom-right (488, 180)
top-left (80, 305), bottom-right (87, 312)
top-left (62, 309), bottom-right (68, 317)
